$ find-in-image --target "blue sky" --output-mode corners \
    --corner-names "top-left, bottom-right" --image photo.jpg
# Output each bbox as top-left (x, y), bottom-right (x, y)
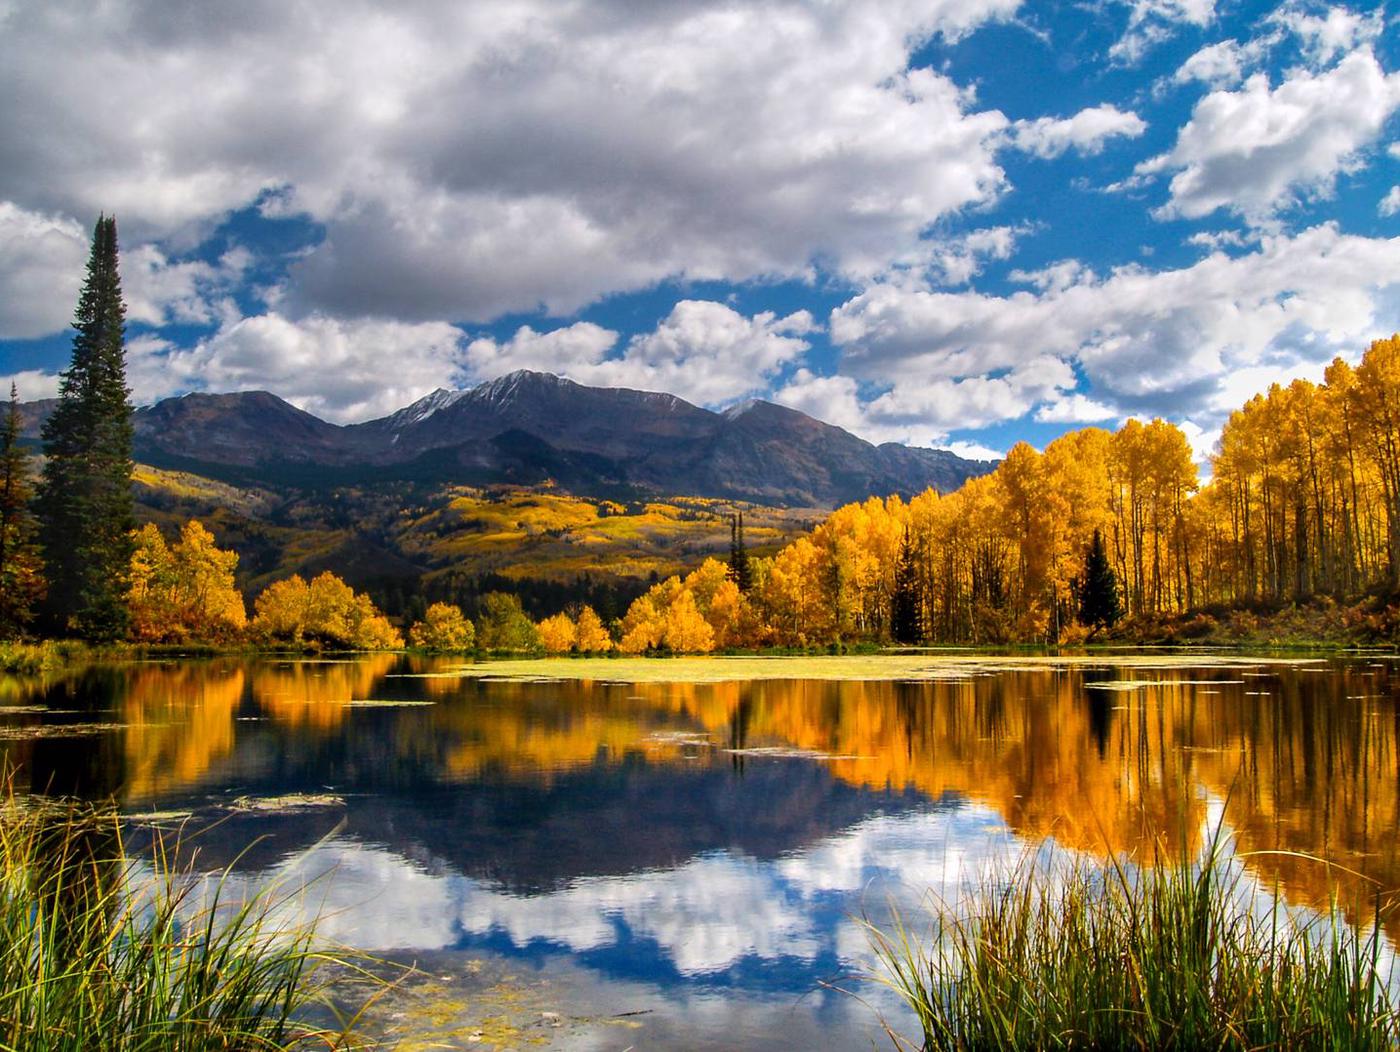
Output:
top-left (1, 0), bottom-right (1397, 461)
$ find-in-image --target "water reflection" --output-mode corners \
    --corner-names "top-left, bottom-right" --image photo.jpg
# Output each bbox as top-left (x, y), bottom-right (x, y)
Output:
top-left (3, 655), bottom-right (1400, 1045)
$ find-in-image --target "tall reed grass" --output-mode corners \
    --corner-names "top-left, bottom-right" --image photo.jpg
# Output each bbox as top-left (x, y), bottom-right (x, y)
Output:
top-left (0, 795), bottom-right (373, 1050)
top-left (866, 830), bottom-right (1400, 1050)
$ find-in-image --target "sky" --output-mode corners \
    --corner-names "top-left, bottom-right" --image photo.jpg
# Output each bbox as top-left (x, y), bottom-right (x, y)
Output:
top-left (0, 0), bottom-right (1397, 463)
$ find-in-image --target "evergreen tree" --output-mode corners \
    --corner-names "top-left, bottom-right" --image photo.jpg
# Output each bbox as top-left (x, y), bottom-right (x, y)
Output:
top-left (1077, 528), bottom-right (1123, 635)
top-left (36, 215), bottom-right (135, 640)
top-left (891, 525), bottom-right (924, 644)
top-left (0, 384), bottom-right (46, 637)
top-left (728, 510), bottom-right (753, 593)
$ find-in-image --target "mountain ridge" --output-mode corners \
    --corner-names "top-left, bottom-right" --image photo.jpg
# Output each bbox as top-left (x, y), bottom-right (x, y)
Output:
top-left (18, 369), bottom-right (995, 508)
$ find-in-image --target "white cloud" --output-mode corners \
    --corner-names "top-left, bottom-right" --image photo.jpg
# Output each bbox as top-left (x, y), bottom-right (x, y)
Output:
top-left (1110, 0), bottom-right (1216, 65)
top-left (466, 301), bottom-right (815, 408)
top-left (0, 0), bottom-right (1021, 323)
top-left (1270, 4), bottom-right (1386, 67)
top-left (1138, 49), bottom-right (1400, 221)
top-left (0, 369), bottom-right (61, 402)
top-left (0, 202), bottom-right (87, 339)
top-left (1171, 38), bottom-right (1271, 88)
top-left (773, 358), bottom-right (1075, 446)
top-left (830, 223), bottom-right (1400, 429)
top-left (123, 245), bottom-right (251, 328)
top-left (1185, 229), bottom-right (1254, 250)
top-left (1011, 105), bottom-right (1147, 159)
top-left (137, 313), bottom-right (470, 422)
top-left (944, 440), bottom-right (1005, 461)
top-left (1034, 393), bottom-right (1119, 423)
top-left (1381, 187), bottom-right (1400, 218)
top-left (464, 322), bottom-right (620, 381)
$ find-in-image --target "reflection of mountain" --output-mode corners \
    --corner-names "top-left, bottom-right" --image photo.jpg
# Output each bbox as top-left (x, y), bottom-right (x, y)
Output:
top-left (5, 656), bottom-right (1400, 936)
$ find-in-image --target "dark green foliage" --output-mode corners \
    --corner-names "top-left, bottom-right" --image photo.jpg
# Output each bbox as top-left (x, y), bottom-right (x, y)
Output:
top-left (0, 385), bottom-right (45, 637)
top-left (1077, 528), bottom-right (1123, 634)
top-left (474, 591), bottom-right (540, 651)
top-left (728, 511), bottom-right (753, 594)
top-left (891, 526), bottom-right (924, 644)
top-left (36, 216), bottom-right (135, 641)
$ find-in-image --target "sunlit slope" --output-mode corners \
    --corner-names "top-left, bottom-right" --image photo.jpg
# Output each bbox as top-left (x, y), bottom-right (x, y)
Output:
top-left (130, 465), bottom-right (815, 589)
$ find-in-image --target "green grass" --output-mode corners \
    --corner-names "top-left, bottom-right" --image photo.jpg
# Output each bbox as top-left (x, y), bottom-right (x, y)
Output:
top-left (866, 830), bottom-right (1400, 1051)
top-left (0, 641), bottom-right (95, 676)
top-left (0, 794), bottom-right (376, 1050)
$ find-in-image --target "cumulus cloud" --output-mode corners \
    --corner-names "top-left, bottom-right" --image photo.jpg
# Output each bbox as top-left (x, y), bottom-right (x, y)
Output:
top-left (0, 369), bottom-right (61, 402)
top-left (1110, 0), bottom-right (1217, 65)
top-left (466, 301), bottom-right (815, 408)
top-left (1382, 187), bottom-right (1400, 218)
top-left (123, 245), bottom-right (251, 328)
top-left (0, 0), bottom-right (1021, 324)
top-left (132, 313), bottom-right (470, 422)
top-left (1034, 393), bottom-right (1119, 423)
top-left (1170, 38), bottom-right (1271, 88)
top-left (773, 358), bottom-right (1075, 446)
top-left (0, 203), bottom-right (87, 339)
top-left (829, 223), bottom-right (1400, 429)
top-left (1137, 49), bottom-right (1400, 221)
top-left (1270, 4), bottom-right (1386, 67)
top-left (1010, 105), bottom-right (1147, 159)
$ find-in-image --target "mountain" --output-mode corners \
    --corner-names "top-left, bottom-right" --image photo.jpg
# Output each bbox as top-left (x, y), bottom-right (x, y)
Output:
top-left (19, 370), bottom-right (994, 507)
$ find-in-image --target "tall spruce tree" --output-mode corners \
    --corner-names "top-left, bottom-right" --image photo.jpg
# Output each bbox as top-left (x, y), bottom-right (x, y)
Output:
top-left (1077, 528), bottom-right (1123, 635)
top-left (728, 510), bottom-right (753, 593)
top-left (0, 384), bottom-right (46, 637)
top-left (891, 525), bottom-right (924, 644)
top-left (36, 215), bottom-right (135, 640)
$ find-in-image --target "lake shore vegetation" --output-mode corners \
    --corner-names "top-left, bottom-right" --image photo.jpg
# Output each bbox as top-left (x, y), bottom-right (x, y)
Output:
top-left (866, 832), bottom-right (1400, 1051)
top-left (0, 793), bottom-right (371, 1050)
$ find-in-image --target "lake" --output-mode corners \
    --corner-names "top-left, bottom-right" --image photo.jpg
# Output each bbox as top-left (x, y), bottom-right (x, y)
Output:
top-left (2, 653), bottom-right (1398, 1048)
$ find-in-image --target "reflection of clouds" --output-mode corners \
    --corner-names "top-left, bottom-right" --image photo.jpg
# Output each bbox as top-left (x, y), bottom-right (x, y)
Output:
top-left (158, 794), bottom-right (1400, 1008)
top-left (200, 802), bottom-right (1023, 980)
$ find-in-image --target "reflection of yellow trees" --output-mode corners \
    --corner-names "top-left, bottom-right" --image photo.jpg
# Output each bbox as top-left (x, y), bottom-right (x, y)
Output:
top-left (421, 667), bottom-right (1400, 918)
top-left (121, 664), bottom-right (246, 799)
top-left (249, 655), bottom-right (399, 729)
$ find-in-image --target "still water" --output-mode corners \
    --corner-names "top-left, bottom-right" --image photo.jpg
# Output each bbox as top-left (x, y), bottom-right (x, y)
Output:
top-left (2, 653), bottom-right (1398, 1048)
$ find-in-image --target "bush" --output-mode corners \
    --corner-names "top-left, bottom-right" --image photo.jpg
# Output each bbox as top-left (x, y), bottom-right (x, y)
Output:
top-left (408, 602), bottom-right (475, 651)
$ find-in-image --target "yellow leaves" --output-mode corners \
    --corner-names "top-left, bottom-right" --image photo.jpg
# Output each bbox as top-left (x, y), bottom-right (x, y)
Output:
top-left (409, 602), bottom-right (475, 651)
top-left (536, 612), bottom-right (577, 654)
top-left (574, 606), bottom-right (614, 652)
top-left (251, 570), bottom-right (403, 650)
top-left (128, 518), bottom-right (246, 643)
top-left (662, 590), bottom-right (714, 653)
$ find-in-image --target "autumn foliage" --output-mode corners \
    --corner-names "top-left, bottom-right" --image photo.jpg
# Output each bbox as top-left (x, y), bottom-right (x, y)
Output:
top-left (250, 570), bottom-right (402, 650)
top-left (128, 520), bottom-right (247, 643)
top-left (611, 335), bottom-right (1400, 647)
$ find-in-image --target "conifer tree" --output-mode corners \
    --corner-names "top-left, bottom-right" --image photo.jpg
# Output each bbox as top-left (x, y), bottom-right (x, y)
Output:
top-left (36, 215), bottom-right (135, 640)
top-left (728, 511), bottom-right (753, 593)
top-left (891, 525), bottom-right (924, 644)
top-left (1077, 528), bottom-right (1123, 635)
top-left (0, 384), bottom-right (46, 636)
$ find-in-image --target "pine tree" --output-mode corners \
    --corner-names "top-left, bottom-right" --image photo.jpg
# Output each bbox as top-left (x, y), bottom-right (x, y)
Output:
top-left (1077, 528), bottom-right (1123, 635)
top-left (36, 215), bottom-right (135, 640)
top-left (891, 525), bottom-right (924, 644)
top-left (728, 510), bottom-right (753, 594)
top-left (0, 384), bottom-right (46, 637)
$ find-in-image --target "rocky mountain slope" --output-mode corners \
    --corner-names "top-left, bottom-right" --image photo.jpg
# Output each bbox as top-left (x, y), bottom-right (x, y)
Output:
top-left (19, 370), bottom-right (992, 507)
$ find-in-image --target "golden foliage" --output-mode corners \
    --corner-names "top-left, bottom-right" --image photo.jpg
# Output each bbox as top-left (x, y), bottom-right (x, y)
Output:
top-left (573, 605), bottom-right (613, 652)
top-left (409, 602), bottom-right (475, 651)
top-left (128, 519), bottom-right (247, 643)
top-left (250, 571), bottom-right (402, 649)
top-left (536, 612), bottom-right (577, 654)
